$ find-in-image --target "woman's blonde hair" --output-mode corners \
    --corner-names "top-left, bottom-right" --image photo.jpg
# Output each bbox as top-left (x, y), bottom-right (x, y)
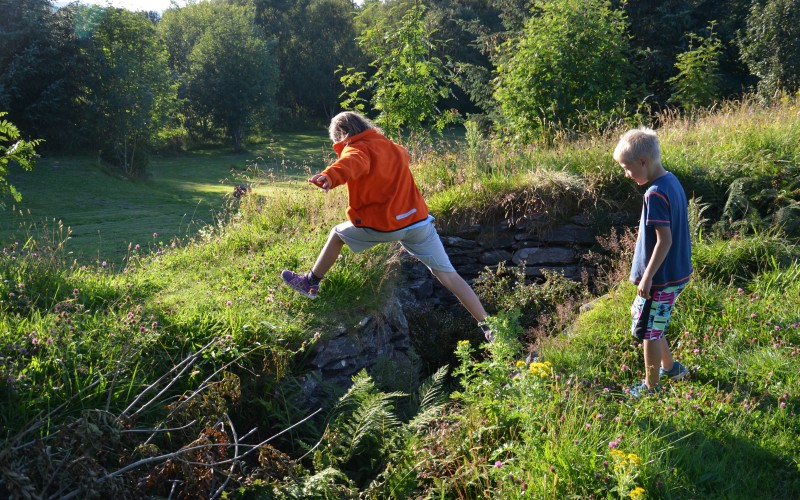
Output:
top-left (328, 111), bottom-right (378, 143)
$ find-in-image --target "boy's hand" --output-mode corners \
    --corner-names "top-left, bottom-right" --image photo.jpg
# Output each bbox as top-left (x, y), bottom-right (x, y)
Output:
top-left (638, 277), bottom-right (653, 299)
top-left (308, 174), bottom-right (330, 192)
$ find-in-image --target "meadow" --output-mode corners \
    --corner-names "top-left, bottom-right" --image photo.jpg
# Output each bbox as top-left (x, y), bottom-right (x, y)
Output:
top-left (1, 98), bottom-right (799, 498)
top-left (0, 130), bottom-right (333, 263)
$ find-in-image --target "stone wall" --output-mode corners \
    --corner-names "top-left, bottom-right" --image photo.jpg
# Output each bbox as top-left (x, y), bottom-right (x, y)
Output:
top-left (298, 215), bottom-right (607, 407)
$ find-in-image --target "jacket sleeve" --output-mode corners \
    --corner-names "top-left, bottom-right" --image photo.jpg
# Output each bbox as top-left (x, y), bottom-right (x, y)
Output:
top-left (321, 145), bottom-right (371, 188)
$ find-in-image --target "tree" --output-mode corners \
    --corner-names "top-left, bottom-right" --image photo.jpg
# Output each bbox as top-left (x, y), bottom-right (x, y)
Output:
top-left (79, 7), bottom-right (176, 176)
top-left (282, 0), bottom-right (363, 118)
top-left (493, 0), bottom-right (634, 141)
top-left (342, 2), bottom-right (456, 136)
top-left (617, 0), bottom-right (751, 107)
top-left (0, 0), bottom-right (83, 148)
top-left (0, 112), bottom-right (40, 209)
top-left (739, 0), bottom-right (800, 99)
top-left (667, 26), bottom-right (723, 109)
top-left (250, 0), bottom-right (363, 122)
top-left (160, 2), bottom-right (279, 150)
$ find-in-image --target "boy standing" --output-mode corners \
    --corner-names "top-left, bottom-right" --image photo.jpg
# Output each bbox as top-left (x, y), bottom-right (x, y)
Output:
top-left (613, 127), bottom-right (692, 397)
top-left (281, 111), bottom-right (493, 341)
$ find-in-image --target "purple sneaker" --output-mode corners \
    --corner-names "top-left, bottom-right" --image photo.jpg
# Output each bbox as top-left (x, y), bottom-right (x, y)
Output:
top-left (281, 270), bottom-right (319, 299)
top-left (481, 324), bottom-right (495, 342)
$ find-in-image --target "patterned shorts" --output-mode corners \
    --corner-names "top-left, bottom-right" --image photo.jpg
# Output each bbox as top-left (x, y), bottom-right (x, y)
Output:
top-left (630, 283), bottom-right (687, 341)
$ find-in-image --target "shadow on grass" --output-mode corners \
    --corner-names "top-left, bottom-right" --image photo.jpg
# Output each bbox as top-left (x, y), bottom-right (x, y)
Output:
top-left (636, 418), bottom-right (800, 498)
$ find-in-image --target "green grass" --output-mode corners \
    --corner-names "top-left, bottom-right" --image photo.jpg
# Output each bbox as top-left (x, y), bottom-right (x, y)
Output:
top-left (1, 98), bottom-right (800, 497)
top-left (0, 131), bottom-right (331, 263)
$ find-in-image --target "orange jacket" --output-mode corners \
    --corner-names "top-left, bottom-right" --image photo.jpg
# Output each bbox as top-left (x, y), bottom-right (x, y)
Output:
top-left (321, 128), bottom-right (428, 231)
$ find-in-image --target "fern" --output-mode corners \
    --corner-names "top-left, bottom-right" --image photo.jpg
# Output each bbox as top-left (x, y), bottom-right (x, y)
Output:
top-left (314, 370), bottom-right (405, 481)
top-left (409, 365), bottom-right (449, 430)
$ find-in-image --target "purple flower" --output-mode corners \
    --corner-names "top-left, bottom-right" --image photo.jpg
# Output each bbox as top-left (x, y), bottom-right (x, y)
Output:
top-left (609, 440), bottom-right (619, 449)
top-left (494, 460), bottom-right (503, 468)
top-left (72, 288), bottom-right (79, 295)
top-left (102, 261), bottom-right (107, 268)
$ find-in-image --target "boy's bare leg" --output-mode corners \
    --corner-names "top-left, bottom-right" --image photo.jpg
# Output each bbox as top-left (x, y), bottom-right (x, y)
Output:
top-left (656, 337), bottom-right (676, 372)
top-left (311, 230), bottom-right (345, 279)
top-left (644, 337), bottom-right (674, 388)
top-left (431, 269), bottom-right (487, 323)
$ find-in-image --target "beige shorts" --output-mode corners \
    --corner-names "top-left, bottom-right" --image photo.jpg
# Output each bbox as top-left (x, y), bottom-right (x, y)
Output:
top-left (333, 216), bottom-right (456, 273)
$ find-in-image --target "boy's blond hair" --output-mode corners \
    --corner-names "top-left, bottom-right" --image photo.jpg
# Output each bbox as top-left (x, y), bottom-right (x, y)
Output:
top-left (613, 127), bottom-right (661, 164)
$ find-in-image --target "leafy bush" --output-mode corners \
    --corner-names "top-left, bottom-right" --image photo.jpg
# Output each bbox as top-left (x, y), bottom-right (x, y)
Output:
top-left (667, 26), bottom-right (723, 110)
top-left (493, 0), bottom-right (634, 141)
top-left (0, 112), bottom-right (40, 209)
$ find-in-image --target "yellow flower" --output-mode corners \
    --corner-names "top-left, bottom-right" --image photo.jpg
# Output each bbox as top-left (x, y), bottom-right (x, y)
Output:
top-left (627, 453), bottom-right (641, 465)
top-left (629, 486), bottom-right (646, 499)
top-left (516, 360), bottom-right (526, 368)
top-left (457, 340), bottom-right (470, 347)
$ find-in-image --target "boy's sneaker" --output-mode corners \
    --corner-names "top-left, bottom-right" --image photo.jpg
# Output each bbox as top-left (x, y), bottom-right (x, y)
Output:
top-left (628, 381), bottom-right (662, 399)
top-left (659, 361), bottom-right (688, 381)
top-left (281, 270), bottom-right (319, 299)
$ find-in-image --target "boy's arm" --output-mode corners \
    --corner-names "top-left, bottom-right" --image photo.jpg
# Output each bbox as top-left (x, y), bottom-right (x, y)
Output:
top-left (638, 225), bottom-right (672, 299)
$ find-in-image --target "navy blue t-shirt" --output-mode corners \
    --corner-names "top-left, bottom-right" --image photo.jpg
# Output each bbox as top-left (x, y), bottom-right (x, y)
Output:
top-left (630, 171), bottom-right (693, 289)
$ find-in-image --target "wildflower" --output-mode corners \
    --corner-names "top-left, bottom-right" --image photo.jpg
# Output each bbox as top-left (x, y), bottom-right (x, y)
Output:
top-left (609, 440), bottom-right (619, 449)
top-left (737, 287), bottom-right (744, 294)
top-left (140, 326), bottom-right (146, 332)
top-left (780, 401), bottom-right (786, 409)
top-left (630, 486), bottom-right (646, 499)
top-left (620, 364), bottom-right (628, 371)
top-left (72, 288), bottom-right (79, 295)
top-left (135, 244), bottom-right (140, 250)
top-left (775, 325), bottom-right (781, 331)
top-left (152, 321), bottom-right (158, 328)
top-left (585, 423), bottom-right (591, 430)
top-left (751, 313), bottom-right (757, 318)
top-left (494, 460), bottom-right (503, 468)
top-left (153, 232), bottom-right (158, 238)
top-left (226, 300), bottom-right (233, 306)
top-left (516, 360), bottom-right (526, 368)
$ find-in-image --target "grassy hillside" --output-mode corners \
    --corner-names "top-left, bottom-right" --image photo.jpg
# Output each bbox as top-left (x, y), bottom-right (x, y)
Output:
top-left (0, 131), bottom-right (333, 263)
top-left (1, 98), bottom-right (799, 498)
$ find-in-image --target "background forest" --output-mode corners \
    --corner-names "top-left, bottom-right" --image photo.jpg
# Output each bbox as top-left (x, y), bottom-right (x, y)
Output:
top-left (3, 0), bottom-right (800, 167)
